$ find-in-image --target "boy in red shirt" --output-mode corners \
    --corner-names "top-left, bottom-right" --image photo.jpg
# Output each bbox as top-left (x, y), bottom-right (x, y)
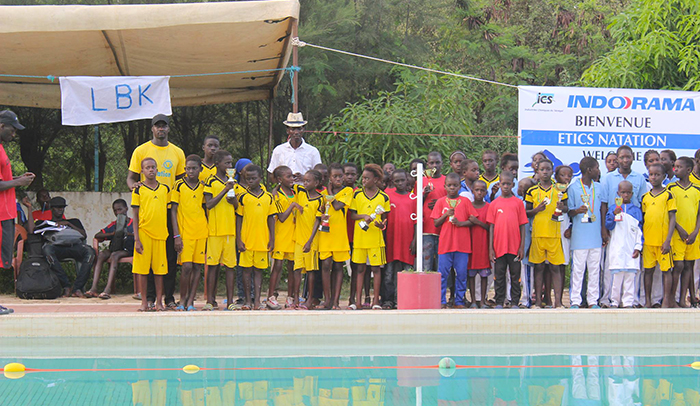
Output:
top-left (423, 151), bottom-right (446, 272)
top-left (432, 173), bottom-right (477, 308)
top-left (467, 180), bottom-right (491, 308)
top-left (487, 172), bottom-right (528, 309)
top-left (384, 169), bottom-right (416, 308)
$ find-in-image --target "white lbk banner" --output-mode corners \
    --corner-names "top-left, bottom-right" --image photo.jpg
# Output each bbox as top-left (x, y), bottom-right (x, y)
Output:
top-left (60, 76), bottom-right (172, 126)
top-left (518, 86), bottom-right (700, 178)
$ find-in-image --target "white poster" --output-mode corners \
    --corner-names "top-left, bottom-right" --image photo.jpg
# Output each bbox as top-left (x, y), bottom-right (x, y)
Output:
top-left (518, 86), bottom-right (700, 178)
top-left (60, 76), bottom-right (172, 126)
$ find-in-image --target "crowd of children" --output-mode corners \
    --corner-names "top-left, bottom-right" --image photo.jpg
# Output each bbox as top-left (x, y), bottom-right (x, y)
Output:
top-left (109, 136), bottom-right (700, 311)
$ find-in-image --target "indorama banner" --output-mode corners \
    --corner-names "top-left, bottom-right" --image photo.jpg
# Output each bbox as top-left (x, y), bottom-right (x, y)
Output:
top-left (60, 76), bottom-right (172, 126)
top-left (518, 86), bottom-right (700, 177)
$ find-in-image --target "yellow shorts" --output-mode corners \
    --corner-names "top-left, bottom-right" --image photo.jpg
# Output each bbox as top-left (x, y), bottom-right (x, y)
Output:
top-left (671, 234), bottom-right (700, 261)
top-left (179, 238), bottom-right (206, 265)
top-left (206, 235), bottom-right (237, 268)
top-left (320, 250), bottom-right (351, 263)
top-left (240, 250), bottom-right (270, 269)
top-left (643, 244), bottom-right (673, 271)
top-left (272, 250), bottom-right (294, 261)
top-left (294, 243), bottom-right (318, 271)
top-left (529, 237), bottom-right (565, 265)
top-left (133, 234), bottom-right (167, 275)
top-left (352, 247), bottom-right (386, 266)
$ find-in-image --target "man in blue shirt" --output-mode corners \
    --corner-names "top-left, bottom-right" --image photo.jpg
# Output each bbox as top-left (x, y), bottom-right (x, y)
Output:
top-left (568, 157), bottom-right (603, 309)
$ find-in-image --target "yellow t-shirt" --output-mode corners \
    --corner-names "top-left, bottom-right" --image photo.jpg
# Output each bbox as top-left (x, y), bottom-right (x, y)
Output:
top-left (203, 175), bottom-right (242, 237)
top-left (199, 163), bottom-right (217, 183)
top-left (668, 182), bottom-right (700, 235)
top-left (479, 173), bottom-right (500, 190)
top-left (349, 189), bottom-right (391, 249)
top-left (525, 184), bottom-right (567, 239)
top-left (131, 182), bottom-right (171, 240)
top-left (641, 189), bottom-right (677, 246)
top-left (690, 171), bottom-right (700, 187)
top-left (128, 141), bottom-right (186, 190)
top-left (319, 186), bottom-right (354, 252)
top-left (236, 190), bottom-right (277, 251)
top-left (171, 178), bottom-right (208, 240)
top-left (273, 189), bottom-right (296, 252)
top-left (294, 187), bottom-right (324, 248)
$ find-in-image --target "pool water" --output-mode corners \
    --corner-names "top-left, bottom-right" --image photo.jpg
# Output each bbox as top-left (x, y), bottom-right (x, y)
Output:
top-left (2, 353), bottom-right (700, 405)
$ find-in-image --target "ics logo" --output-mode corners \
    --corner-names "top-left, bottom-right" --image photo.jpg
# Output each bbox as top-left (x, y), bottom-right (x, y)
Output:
top-left (532, 93), bottom-right (554, 107)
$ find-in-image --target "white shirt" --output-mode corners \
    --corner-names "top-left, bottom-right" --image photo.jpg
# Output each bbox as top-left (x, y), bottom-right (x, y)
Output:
top-left (267, 139), bottom-right (322, 176)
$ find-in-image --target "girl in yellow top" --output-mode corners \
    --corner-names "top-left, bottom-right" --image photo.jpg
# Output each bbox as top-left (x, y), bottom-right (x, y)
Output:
top-left (290, 169), bottom-right (324, 309)
top-left (267, 165), bottom-right (300, 310)
top-left (236, 165), bottom-right (277, 311)
top-left (349, 164), bottom-right (391, 310)
top-left (318, 163), bottom-right (354, 310)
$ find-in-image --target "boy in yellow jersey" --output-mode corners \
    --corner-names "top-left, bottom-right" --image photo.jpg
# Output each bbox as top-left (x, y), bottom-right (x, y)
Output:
top-left (318, 163), bottom-right (353, 310)
top-left (199, 135), bottom-right (220, 183)
top-left (525, 159), bottom-right (568, 308)
top-left (668, 157), bottom-right (700, 308)
top-left (132, 157), bottom-right (171, 312)
top-left (642, 163), bottom-right (677, 308)
top-left (171, 155), bottom-right (208, 311)
top-left (267, 165), bottom-right (299, 310)
top-left (236, 165), bottom-right (277, 310)
top-left (349, 164), bottom-right (391, 310)
top-left (203, 150), bottom-right (241, 311)
top-left (479, 150), bottom-right (500, 190)
top-left (290, 170), bottom-right (324, 309)
top-left (691, 149), bottom-right (700, 186)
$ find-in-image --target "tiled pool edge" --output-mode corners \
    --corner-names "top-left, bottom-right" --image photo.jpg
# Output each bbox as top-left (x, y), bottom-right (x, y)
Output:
top-left (1, 309), bottom-right (699, 338)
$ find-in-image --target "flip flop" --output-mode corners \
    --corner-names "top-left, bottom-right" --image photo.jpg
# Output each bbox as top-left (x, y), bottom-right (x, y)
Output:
top-left (297, 304), bottom-right (308, 310)
top-left (84, 291), bottom-right (98, 298)
top-left (347, 304), bottom-right (357, 310)
top-left (98, 292), bottom-right (111, 300)
top-left (241, 304), bottom-right (251, 311)
top-left (332, 305), bottom-right (341, 310)
top-left (372, 304), bottom-right (382, 310)
top-left (186, 305), bottom-right (196, 311)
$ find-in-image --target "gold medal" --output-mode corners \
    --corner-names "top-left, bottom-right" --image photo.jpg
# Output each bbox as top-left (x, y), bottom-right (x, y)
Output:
top-left (591, 214), bottom-right (596, 222)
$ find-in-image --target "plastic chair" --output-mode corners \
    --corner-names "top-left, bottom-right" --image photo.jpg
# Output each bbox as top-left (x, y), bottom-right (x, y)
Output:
top-left (12, 224), bottom-right (27, 290)
top-left (92, 238), bottom-right (134, 294)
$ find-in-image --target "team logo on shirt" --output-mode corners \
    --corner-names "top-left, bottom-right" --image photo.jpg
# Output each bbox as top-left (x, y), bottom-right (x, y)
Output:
top-left (497, 209), bottom-right (504, 214)
top-left (163, 160), bottom-right (173, 170)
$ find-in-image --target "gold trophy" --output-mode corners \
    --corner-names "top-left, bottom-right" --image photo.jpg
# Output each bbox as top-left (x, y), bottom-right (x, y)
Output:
top-left (359, 205), bottom-right (386, 231)
top-left (551, 183), bottom-right (567, 222)
top-left (424, 168), bottom-right (437, 190)
top-left (226, 168), bottom-right (237, 198)
top-left (318, 195), bottom-right (335, 232)
top-left (614, 196), bottom-right (624, 222)
top-left (446, 198), bottom-right (461, 223)
top-left (581, 195), bottom-right (591, 223)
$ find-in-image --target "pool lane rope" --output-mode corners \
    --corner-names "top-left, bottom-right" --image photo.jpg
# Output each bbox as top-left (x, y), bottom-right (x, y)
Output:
top-left (5, 359), bottom-right (700, 379)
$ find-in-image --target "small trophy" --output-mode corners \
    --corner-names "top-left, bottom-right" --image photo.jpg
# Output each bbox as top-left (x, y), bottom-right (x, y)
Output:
top-left (226, 168), bottom-right (237, 198)
top-left (359, 205), bottom-right (386, 231)
top-left (614, 197), bottom-right (624, 222)
top-left (581, 195), bottom-right (591, 223)
top-left (551, 183), bottom-right (567, 222)
top-left (424, 168), bottom-right (437, 190)
top-left (446, 198), bottom-right (461, 223)
top-left (318, 195), bottom-right (335, 232)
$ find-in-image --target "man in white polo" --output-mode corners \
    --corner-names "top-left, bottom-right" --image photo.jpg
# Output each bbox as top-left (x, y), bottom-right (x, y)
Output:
top-left (267, 112), bottom-right (322, 183)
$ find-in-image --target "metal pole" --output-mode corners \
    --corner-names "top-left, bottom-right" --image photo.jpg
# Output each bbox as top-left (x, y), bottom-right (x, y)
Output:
top-left (291, 19), bottom-right (299, 113)
top-left (93, 125), bottom-right (99, 192)
top-left (416, 163), bottom-right (424, 273)
top-left (268, 94), bottom-right (274, 165)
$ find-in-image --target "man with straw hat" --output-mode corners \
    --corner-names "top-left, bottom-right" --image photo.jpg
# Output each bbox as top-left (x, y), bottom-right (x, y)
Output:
top-left (268, 112), bottom-right (322, 183)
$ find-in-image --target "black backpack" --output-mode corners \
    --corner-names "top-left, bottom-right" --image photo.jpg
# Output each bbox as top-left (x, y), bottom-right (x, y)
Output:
top-left (16, 234), bottom-right (61, 299)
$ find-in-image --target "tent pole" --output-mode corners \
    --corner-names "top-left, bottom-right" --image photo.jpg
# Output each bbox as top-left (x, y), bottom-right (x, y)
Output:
top-left (292, 18), bottom-right (299, 113)
top-left (93, 125), bottom-right (99, 192)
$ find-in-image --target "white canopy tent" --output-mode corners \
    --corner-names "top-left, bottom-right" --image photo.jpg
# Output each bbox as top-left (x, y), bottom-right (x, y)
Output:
top-left (0, 0), bottom-right (300, 108)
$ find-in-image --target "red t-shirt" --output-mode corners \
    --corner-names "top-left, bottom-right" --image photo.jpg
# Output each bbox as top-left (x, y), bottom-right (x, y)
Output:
top-left (431, 196), bottom-right (477, 255)
top-left (423, 175), bottom-right (446, 235)
top-left (0, 145), bottom-right (15, 221)
top-left (385, 189), bottom-right (416, 264)
top-left (469, 203), bottom-right (490, 270)
top-left (486, 196), bottom-right (528, 258)
top-left (32, 209), bottom-right (53, 221)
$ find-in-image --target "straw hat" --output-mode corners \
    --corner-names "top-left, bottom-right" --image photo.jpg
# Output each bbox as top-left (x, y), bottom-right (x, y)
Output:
top-left (283, 112), bottom-right (307, 127)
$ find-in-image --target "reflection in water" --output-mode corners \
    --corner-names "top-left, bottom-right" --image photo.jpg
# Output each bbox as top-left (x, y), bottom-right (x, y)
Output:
top-left (0, 355), bottom-right (699, 405)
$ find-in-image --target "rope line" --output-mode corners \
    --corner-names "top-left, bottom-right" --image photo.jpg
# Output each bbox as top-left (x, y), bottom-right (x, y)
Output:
top-left (0, 67), bottom-right (301, 81)
top-left (293, 38), bottom-right (518, 89)
top-left (305, 130), bottom-right (518, 139)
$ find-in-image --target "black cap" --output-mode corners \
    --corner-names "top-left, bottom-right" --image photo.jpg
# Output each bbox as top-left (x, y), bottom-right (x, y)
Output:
top-left (0, 110), bottom-right (25, 130)
top-left (49, 197), bottom-right (67, 208)
top-left (151, 114), bottom-right (170, 126)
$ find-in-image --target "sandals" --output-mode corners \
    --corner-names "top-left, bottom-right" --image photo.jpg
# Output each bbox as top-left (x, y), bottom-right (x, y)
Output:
top-left (84, 291), bottom-right (98, 298)
top-left (226, 304), bottom-right (236, 311)
top-left (202, 303), bottom-right (214, 311)
top-left (347, 304), bottom-right (358, 310)
top-left (241, 304), bottom-right (251, 311)
top-left (132, 293), bottom-right (142, 301)
top-left (165, 302), bottom-right (178, 311)
top-left (98, 292), bottom-right (111, 300)
top-left (176, 305), bottom-right (185, 311)
top-left (186, 305), bottom-right (196, 311)
top-left (372, 304), bottom-right (382, 310)
top-left (284, 298), bottom-right (295, 309)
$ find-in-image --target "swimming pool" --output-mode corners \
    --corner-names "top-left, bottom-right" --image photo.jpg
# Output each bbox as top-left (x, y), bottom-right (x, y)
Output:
top-left (2, 335), bottom-right (699, 405)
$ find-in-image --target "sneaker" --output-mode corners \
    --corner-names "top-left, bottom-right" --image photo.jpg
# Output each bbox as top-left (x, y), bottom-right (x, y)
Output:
top-left (570, 305), bottom-right (579, 309)
top-left (267, 296), bottom-right (282, 310)
top-left (0, 305), bottom-right (13, 315)
top-left (469, 303), bottom-right (478, 309)
top-left (590, 304), bottom-right (601, 309)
